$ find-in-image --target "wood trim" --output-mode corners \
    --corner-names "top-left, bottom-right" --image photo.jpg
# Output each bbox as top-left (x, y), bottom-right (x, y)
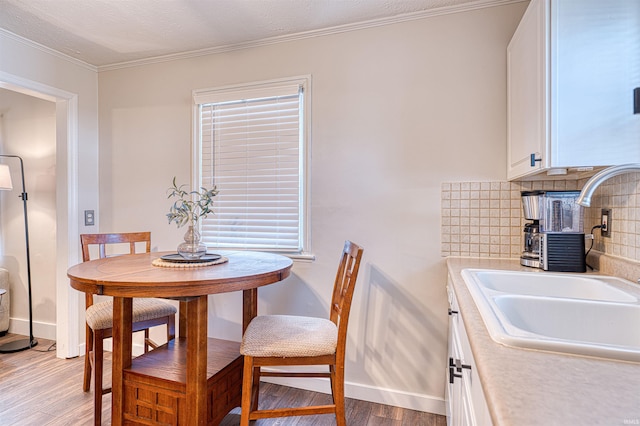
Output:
top-left (185, 295), bottom-right (208, 424)
top-left (111, 296), bottom-right (132, 426)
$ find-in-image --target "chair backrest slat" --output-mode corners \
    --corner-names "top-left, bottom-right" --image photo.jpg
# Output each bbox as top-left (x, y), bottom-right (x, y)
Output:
top-left (81, 232), bottom-right (151, 262)
top-left (80, 232), bottom-right (151, 308)
top-left (330, 241), bottom-right (363, 358)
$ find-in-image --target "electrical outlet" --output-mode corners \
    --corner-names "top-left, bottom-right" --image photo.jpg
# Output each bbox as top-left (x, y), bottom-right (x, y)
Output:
top-left (601, 208), bottom-right (611, 237)
top-left (84, 210), bottom-right (95, 226)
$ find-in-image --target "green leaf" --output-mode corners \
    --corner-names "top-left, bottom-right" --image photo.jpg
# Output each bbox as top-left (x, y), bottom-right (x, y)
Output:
top-left (166, 179), bottom-right (218, 228)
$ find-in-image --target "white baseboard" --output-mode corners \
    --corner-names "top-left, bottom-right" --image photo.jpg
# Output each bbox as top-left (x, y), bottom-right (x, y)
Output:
top-left (6, 317), bottom-right (56, 340)
top-left (261, 373), bottom-right (446, 416)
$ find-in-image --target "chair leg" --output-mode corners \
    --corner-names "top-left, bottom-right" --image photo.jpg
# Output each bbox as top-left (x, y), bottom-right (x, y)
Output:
top-left (83, 325), bottom-right (94, 392)
top-left (332, 364), bottom-right (346, 426)
top-left (144, 329), bottom-right (150, 353)
top-left (329, 364), bottom-right (336, 404)
top-left (145, 315), bottom-right (176, 350)
top-left (251, 365), bottom-right (261, 411)
top-left (240, 356), bottom-right (255, 426)
top-left (167, 315), bottom-right (176, 342)
top-left (93, 331), bottom-right (104, 426)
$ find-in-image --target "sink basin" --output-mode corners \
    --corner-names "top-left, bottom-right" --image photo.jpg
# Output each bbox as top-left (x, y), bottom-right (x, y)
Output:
top-left (467, 269), bottom-right (638, 302)
top-left (493, 296), bottom-right (640, 361)
top-left (461, 269), bottom-right (640, 362)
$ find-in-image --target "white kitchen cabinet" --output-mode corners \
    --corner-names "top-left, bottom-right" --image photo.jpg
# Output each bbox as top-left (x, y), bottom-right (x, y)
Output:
top-left (507, 0), bottom-right (640, 180)
top-left (446, 277), bottom-right (492, 426)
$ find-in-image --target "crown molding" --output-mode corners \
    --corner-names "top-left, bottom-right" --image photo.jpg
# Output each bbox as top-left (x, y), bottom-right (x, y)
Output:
top-left (98, 0), bottom-right (526, 72)
top-left (0, 0), bottom-right (527, 73)
top-left (0, 28), bottom-right (98, 73)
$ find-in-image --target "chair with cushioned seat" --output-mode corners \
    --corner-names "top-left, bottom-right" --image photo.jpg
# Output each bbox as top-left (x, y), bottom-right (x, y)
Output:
top-left (240, 240), bottom-right (364, 426)
top-left (80, 232), bottom-right (177, 426)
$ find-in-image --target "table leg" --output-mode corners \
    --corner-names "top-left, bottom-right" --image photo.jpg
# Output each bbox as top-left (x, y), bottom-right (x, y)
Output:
top-left (242, 288), bottom-right (258, 333)
top-left (185, 295), bottom-right (208, 425)
top-left (111, 297), bottom-right (132, 426)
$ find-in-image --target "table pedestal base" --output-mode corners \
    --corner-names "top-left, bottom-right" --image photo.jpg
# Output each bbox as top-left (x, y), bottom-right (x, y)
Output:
top-left (123, 337), bottom-right (242, 425)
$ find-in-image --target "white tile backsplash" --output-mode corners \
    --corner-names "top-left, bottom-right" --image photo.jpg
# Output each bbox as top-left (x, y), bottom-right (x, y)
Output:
top-left (442, 173), bottom-right (640, 263)
top-left (441, 180), bottom-right (580, 258)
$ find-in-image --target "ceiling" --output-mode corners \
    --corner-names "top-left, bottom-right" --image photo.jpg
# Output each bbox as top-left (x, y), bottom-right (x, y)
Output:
top-left (0, 0), bottom-right (514, 68)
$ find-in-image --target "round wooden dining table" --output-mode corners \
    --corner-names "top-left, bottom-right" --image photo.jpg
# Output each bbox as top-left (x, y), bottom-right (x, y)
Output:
top-left (68, 250), bottom-right (293, 426)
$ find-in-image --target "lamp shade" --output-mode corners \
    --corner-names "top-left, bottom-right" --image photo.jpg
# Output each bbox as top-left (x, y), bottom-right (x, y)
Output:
top-left (0, 164), bottom-right (13, 191)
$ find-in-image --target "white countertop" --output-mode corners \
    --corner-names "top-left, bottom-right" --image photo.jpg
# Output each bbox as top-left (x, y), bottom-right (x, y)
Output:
top-left (446, 257), bottom-right (640, 426)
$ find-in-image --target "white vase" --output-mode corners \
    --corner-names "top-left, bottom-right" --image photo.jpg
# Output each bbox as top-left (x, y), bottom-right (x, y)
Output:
top-left (177, 224), bottom-right (207, 260)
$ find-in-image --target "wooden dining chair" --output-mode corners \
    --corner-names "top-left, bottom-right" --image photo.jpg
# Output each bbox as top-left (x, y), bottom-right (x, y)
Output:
top-left (80, 232), bottom-right (177, 426)
top-left (239, 240), bottom-right (364, 426)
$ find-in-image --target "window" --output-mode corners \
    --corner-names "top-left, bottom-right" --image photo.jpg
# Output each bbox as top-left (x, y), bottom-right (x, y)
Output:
top-left (193, 76), bottom-right (310, 255)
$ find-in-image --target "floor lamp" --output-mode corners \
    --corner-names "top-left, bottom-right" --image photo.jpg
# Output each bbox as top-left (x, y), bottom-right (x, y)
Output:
top-left (0, 155), bottom-right (37, 352)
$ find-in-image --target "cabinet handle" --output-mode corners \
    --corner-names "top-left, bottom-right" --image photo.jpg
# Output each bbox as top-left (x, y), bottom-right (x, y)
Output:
top-left (449, 358), bottom-right (462, 383)
top-left (448, 357), bottom-right (471, 383)
top-left (448, 308), bottom-right (458, 315)
top-left (530, 153), bottom-right (542, 167)
top-left (449, 357), bottom-right (471, 373)
top-left (449, 366), bottom-right (462, 383)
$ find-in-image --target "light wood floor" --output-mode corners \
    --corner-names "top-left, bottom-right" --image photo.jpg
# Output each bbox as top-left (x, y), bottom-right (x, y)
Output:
top-left (0, 334), bottom-right (446, 425)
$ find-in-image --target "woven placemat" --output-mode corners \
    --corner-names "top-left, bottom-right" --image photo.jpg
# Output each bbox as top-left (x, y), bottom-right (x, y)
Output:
top-left (152, 256), bottom-right (229, 268)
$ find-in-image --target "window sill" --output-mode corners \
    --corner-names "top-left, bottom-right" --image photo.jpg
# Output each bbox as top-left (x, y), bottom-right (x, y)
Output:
top-left (285, 253), bottom-right (316, 262)
top-left (206, 247), bottom-right (315, 262)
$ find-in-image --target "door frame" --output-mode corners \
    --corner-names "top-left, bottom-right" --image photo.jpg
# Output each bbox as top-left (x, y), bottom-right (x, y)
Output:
top-left (0, 70), bottom-right (80, 359)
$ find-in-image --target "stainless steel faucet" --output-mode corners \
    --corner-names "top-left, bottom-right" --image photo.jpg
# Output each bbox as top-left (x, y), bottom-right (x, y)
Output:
top-left (577, 164), bottom-right (640, 207)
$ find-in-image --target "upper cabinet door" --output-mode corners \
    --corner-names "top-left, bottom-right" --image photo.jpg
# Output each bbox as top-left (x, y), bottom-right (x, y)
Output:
top-left (551, 0), bottom-right (640, 166)
top-left (507, 0), bottom-right (640, 181)
top-left (507, 0), bottom-right (548, 179)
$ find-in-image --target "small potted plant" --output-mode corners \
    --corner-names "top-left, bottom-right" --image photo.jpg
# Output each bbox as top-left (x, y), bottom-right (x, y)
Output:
top-left (167, 177), bottom-right (218, 259)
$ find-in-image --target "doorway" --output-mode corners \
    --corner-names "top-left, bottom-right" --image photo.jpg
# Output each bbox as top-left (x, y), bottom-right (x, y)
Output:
top-left (0, 74), bottom-right (80, 359)
top-left (0, 88), bottom-right (56, 343)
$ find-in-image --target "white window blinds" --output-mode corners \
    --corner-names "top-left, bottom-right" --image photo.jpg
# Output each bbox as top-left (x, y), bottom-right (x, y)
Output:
top-left (194, 78), bottom-right (308, 252)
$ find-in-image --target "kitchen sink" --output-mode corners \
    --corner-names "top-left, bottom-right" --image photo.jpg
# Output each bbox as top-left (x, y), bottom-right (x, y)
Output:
top-left (461, 269), bottom-right (640, 362)
top-left (466, 269), bottom-right (637, 302)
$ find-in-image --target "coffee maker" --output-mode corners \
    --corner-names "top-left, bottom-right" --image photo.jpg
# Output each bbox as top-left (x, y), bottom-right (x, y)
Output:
top-left (520, 190), bottom-right (586, 272)
top-left (520, 191), bottom-right (543, 268)
top-left (539, 190), bottom-right (586, 272)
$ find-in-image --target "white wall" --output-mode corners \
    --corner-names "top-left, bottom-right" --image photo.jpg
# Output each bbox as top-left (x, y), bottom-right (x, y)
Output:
top-left (0, 29), bottom-right (99, 358)
top-left (97, 3), bottom-right (527, 413)
top-left (0, 88), bottom-right (57, 339)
